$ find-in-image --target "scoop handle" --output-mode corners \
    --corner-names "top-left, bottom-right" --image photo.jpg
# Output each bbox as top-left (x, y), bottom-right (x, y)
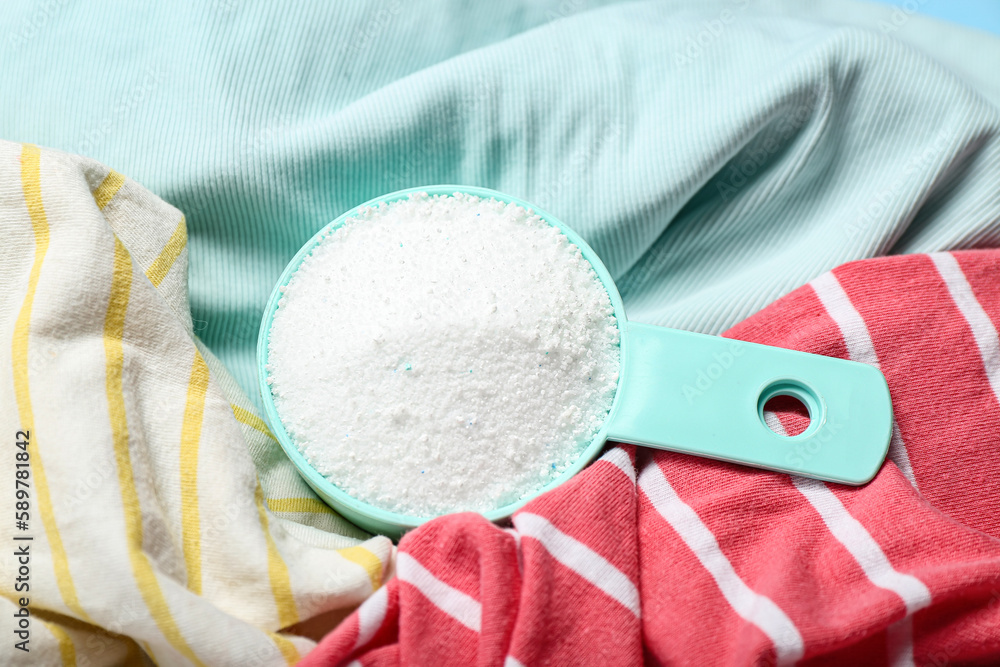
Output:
top-left (605, 322), bottom-right (892, 485)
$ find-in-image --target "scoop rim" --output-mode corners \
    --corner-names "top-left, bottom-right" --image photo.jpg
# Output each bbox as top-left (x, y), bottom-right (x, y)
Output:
top-left (257, 185), bottom-right (629, 537)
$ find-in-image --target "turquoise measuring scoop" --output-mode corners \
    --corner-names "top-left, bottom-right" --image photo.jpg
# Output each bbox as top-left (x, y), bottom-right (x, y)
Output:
top-left (258, 185), bottom-right (892, 537)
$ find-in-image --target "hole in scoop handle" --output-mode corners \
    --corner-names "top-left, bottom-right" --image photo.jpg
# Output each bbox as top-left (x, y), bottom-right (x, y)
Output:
top-left (605, 322), bottom-right (893, 485)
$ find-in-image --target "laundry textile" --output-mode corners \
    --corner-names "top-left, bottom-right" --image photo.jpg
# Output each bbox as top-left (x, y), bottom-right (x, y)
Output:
top-left (302, 250), bottom-right (1000, 666)
top-left (2, 0), bottom-right (1000, 665)
top-left (2, 0), bottom-right (999, 410)
top-left (1, 141), bottom-right (392, 666)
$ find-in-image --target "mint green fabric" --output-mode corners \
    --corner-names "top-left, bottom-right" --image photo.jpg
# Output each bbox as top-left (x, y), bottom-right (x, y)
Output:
top-left (2, 0), bottom-right (998, 411)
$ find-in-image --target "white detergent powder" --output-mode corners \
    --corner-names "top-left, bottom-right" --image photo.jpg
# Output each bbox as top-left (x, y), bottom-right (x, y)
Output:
top-left (266, 192), bottom-right (620, 517)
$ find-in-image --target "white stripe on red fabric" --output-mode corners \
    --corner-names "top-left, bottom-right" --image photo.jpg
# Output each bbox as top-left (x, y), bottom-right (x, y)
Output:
top-left (599, 446), bottom-right (635, 483)
top-left (792, 478), bottom-right (932, 614)
top-left (810, 271), bottom-right (881, 368)
top-left (930, 252), bottom-right (1000, 403)
top-left (637, 462), bottom-right (805, 664)
top-left (887, 423), bottom-right (915, 490)
top-left (396, 553), bottom-right (481, 632)
top-left (763, 411), bottom-right (784, 436)
top-left (887, 616), bottom-right (916, 667)
top-left (346, 661), bottom-right (362, 667)
top-left (504, 528), bottom-right (523, 575)
top-left (353, 583), bottom-right (388, 651)
top-left (809, 271), bottom-right (918, 488)
top-left (797, 475), bottom-right (925, 667)
top-left (766, 417), bottom-right (924, 667)
top-left (503, 656), bottom-right (526, 667)
top-left (512, 512), bottom-right (640, 617)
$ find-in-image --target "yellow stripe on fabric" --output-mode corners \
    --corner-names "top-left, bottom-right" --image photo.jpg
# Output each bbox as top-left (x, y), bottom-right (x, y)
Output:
top-left (231, 403), bottom-right (276, 440)
top-left (271, 633), bottom-right (301, 665)
top-left (32, 607), bottom-right (146, 667)
top-left (140, 640), bottom-right (159, 665)
top-left (92, 169), bottom-right (126, 211)
top-left (145, 217), bottom-right (187, 288)
top-left (180, 352), bottom-right (210, 595)
top-left (104, 237), bottom-right (207, 667)
top-left (338, 546), bottom-right (382, 591)
top-left (14, 144), bottom-right (93, 623)
top-left (266, 497), bottom-right (335, 515)
top-left (38, 618), bottom-right (76, 667)
top-left (254, 482), bottom-right (301, 631)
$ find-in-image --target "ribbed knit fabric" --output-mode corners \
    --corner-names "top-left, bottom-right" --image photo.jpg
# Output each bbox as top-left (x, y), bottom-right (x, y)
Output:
top-left (2, 0), bottom-right (999, 410)
top-left (4, 4), bottom-right (1000, 664)
top-left (301, 250), bottom-right (1000, 666)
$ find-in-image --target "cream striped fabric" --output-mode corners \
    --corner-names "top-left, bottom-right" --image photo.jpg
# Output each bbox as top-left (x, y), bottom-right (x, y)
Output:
top-left (0, 142), bottom-right (393, 666)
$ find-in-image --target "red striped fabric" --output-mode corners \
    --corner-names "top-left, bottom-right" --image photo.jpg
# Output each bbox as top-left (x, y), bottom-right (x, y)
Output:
top-left (301, 251), bottom-right (1000, 666)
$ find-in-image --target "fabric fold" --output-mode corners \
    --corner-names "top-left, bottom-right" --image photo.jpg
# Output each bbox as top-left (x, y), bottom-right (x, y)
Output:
top-left (303, 251), bottom-right (1000, 666)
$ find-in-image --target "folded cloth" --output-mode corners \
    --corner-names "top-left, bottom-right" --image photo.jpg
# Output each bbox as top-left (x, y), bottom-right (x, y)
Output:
top-left (1, 0), bottom-right (999, 410)
top-left (3, 2), bottom-right (1000, 665)
top-left (301, 250), bottom-right (1000, 666)
top-left (0, 141), bottom-right (392, 666)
